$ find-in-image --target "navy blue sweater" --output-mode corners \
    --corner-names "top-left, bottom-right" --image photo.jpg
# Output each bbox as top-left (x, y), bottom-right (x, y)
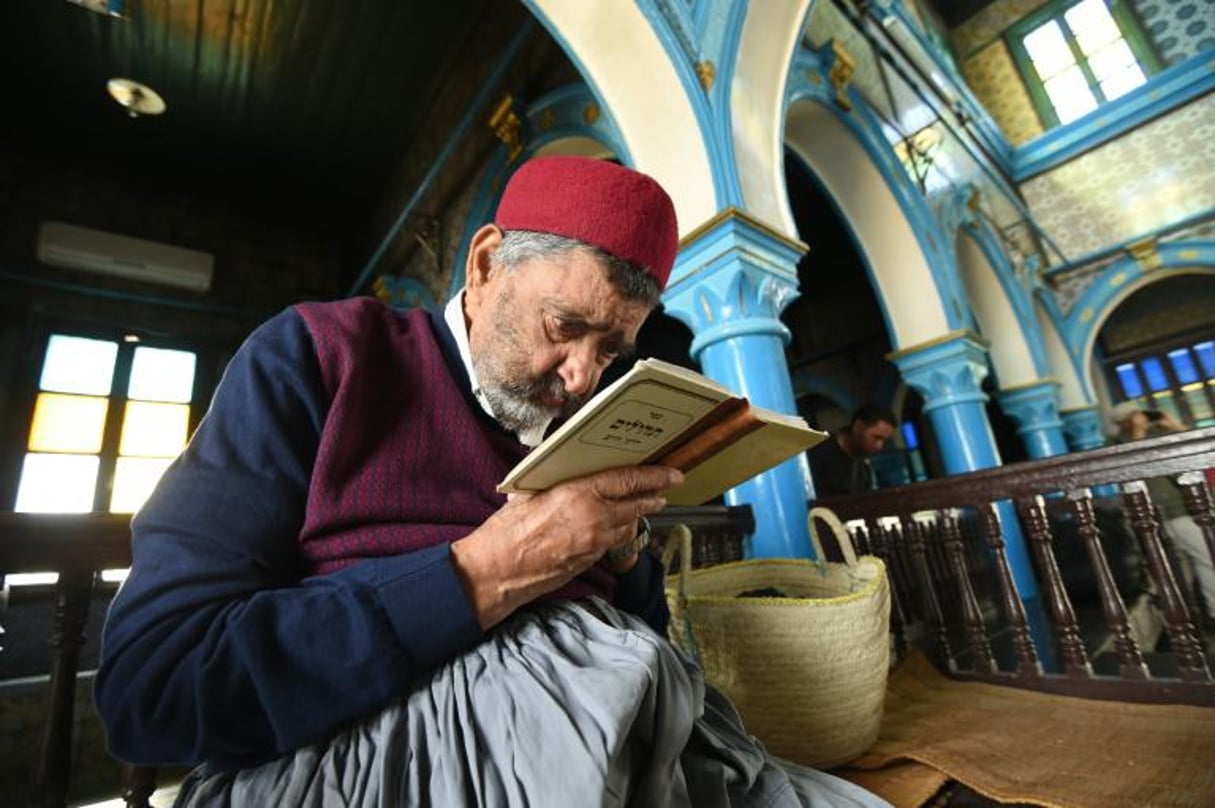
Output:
top-left (95, 300), bottom-right (668, 770)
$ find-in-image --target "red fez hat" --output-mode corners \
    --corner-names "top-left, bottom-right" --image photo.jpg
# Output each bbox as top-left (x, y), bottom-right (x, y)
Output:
top-left (495, 156), bottom-right (678, 289)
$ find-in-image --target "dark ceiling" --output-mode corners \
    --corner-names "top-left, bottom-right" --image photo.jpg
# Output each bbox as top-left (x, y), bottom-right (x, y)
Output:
top-left (0, 0), bottom-right (502, 227)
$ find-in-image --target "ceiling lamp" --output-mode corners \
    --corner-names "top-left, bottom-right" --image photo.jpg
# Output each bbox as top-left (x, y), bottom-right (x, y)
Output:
top-left (66, 0), bottom-right (125, 17)
top-left (106, 78), bottom-right (167, 118)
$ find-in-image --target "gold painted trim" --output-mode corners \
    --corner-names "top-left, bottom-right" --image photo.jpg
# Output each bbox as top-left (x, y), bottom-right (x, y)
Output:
top-left (828, 40), bottom-right (857, 111)
top-left (489, 94), bottom-right (524, 162)
top-left (678, 207), bottom-right (808, 254)
top-left (1059, 405), bottom-right (1098, 415)
top-left (1125, 237), bottom-right (1162, 272)
top-left (695, 60), bottom-right (716, 91)
top-left (886, 329), bottom-right (987, 361)
top-left (998, 377), bottom-right (1060, 394)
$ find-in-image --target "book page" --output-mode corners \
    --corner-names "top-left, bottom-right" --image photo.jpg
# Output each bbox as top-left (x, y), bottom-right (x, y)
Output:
top-left (499, 376), bottom-right (729, 493)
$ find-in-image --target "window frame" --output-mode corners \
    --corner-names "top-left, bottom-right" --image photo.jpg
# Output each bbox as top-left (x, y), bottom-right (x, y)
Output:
top-left (1006, 0), bottom-right (1161, 130)
top-left (7, 321), bottom-right (212, 514)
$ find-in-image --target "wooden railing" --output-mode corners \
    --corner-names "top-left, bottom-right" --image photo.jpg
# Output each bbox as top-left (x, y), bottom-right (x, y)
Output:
top-left (0, 513), bottom-right (155, 808)
top-left (816, 426), bottom-right (1215, 706)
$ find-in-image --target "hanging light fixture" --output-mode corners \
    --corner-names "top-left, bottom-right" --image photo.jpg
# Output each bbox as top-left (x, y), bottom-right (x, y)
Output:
top-left (106, 78), bottom-right (167, 118)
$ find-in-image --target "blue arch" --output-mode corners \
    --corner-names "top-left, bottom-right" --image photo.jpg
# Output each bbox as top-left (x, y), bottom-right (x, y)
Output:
top-left (446, 83), bottom-right (629, 298)
top-left (784, 44), bottom-right (962, 338)
top-left (1064, 240), bottom-right (1215, 371)
top-left (936, 186), bottom-right (1051, 378)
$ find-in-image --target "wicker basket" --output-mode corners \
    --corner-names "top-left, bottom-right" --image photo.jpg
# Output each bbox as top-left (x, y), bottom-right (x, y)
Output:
top-left (663, 508), bottom-right (890, 769)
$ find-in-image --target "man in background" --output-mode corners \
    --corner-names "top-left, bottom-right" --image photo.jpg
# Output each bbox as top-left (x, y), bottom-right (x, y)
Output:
top-left (808, 404), bottom-right (897, 497)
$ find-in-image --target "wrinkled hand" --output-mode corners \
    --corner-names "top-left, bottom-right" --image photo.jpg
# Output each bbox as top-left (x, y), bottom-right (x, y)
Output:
top-left (450, 465), bottom-right (683, 629)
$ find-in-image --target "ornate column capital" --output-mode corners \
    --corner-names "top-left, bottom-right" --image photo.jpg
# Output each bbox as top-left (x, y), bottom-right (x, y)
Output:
top-left (662, 207), bottom-right (807, 361)
top-left (997, 379), bottom-right (1068, 459)
top-left (1060, 405), bottom-right (1107, 452)
top-left (887, 331), bottom-right (990, 412)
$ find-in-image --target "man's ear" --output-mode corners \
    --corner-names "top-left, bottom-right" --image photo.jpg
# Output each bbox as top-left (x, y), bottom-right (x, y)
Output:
top-left (464, 224), bottom-right (503, 312)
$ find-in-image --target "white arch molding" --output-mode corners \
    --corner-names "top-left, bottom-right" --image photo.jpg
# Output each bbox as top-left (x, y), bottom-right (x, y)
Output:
top-left (1034, 296), bottom-right (1089, 408)
top-left (730, 0), bottom-right (812, 238)
top-left (526, 0), bottom-right (717, 237)
top-left (955, 231), bottom-right (1039, 387)
top-left (785, 100), bottom-right (950, 347)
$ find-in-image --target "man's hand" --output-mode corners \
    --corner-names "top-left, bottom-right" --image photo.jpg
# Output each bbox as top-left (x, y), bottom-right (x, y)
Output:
top-left (449, 465), bottom-right (683, 629)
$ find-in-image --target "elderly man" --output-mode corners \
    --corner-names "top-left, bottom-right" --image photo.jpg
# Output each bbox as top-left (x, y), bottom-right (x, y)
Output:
top-left (96, 157), bottom-right (886, 806)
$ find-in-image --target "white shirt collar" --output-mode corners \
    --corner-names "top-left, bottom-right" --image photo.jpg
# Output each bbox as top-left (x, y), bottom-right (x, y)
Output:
top-left (443, 291), bottom-right (551, 447)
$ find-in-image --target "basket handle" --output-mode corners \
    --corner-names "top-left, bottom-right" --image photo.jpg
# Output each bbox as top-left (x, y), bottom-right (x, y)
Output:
top-left (660, 523), bottom-right (701, 663)
top-left (807, 506), bottom-right (859, 566)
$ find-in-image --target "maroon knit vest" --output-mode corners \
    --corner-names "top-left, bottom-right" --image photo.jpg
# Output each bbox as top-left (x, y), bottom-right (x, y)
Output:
top-left (295, 298), bottom-right (616, 602)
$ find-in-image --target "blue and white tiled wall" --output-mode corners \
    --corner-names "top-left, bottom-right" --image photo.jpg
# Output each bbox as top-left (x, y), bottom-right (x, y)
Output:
top-left (1130, 0), bottom-right (1215, 66)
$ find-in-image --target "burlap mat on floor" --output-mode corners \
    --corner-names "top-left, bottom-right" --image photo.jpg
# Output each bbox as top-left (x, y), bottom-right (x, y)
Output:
top-left (834, 652), bottom-right (1215, 808)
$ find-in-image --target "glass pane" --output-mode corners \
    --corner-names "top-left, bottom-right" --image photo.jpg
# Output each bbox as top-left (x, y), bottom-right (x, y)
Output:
top-left (28, 393), bottom-right (109, 453)
top-left (1140, 357), bottom-right (1169, 392)
top-left (901, 421), bottom-right (919, 450)
top-left (1100, 64), bottom-right (1146, 101)
top-left (1023, 21), bottom-right (1076, 80)
top-left (101, 569), bottom-right (130, 583)
top-left (118, 401), bottom-right (190, 457)
top-left (1168, 349), bottom-right (1200, 385)
top-left (1195, 341), bottom-right (1215, 378)
top-left (1116, 363), bottom-right (1143, 398)
top-left (40, 335), bottom-right (117, 395)
top-left (1182, 383), bottom-right (1212, 424)
top-left (1088, 40), bottom-right (1137, 81)
top-left (1044, 66), bottom-right (1098, 123)
top-left (1065, 0), bottom-right (1122, 55)
top-left (110, 456), bottom-right (174, 514)
top-left (1153, 391), bottom-right (1181, 422)
top-left (6, 573), bottom-right (60, 586)
top-left (128, 346), bottom-right (197, 403)
top-left (14, 453), bottom-right (99, 513)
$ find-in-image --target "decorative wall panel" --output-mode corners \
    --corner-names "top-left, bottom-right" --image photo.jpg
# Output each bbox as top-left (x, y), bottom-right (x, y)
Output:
top-left (961, 41), bottom-right (1045, 145)
top-left (1130, 0), bottom-right (1215, 66)
top-left (1020, 95), bottom-right (1215, 261)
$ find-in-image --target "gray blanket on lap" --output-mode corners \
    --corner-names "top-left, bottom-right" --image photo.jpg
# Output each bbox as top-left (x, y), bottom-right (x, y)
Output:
top-left (175, 599), bottom-right (889, 807)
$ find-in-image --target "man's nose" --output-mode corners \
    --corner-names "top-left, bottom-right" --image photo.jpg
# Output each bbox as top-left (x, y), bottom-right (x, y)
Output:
top-left (558, 346), bottom-right (598, 398)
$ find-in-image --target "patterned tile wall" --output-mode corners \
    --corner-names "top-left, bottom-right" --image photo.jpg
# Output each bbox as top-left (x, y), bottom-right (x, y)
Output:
top-left (961, 40), bottom-right (1045, 145)
top-left (949, 0), bottom-right (1050, 59)
top-left (1130, 0), bottom-right (1215, 66)
top-left (1020, 94), bottom-right (1215, 261)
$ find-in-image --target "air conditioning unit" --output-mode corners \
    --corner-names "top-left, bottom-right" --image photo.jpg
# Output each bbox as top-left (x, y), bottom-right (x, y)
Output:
top-left (37, 221), bottom-right (215, 293)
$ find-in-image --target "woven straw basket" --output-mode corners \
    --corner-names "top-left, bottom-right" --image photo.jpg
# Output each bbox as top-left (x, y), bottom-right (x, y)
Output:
top-left (663, 507), bottom-right (891, 769)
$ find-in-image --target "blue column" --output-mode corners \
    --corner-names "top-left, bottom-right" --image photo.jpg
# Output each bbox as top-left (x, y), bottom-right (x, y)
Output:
top-left (997, 380), bottom-right (1069, 459)
top-left (662, 209), bottom-right (813, 559)
top-left (1061, 406), bottom-right (1106, 451)
top-left (890, 332), bottom-right (1039, 601)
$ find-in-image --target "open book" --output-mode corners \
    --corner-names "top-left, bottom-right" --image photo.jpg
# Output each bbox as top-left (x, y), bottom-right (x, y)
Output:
top-left (498, 358), bottom-right (828, 505)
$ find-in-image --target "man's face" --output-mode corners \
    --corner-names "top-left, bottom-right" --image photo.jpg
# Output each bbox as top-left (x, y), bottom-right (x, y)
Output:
top-left (851, 419), bottom-right (895, 456)
top-left (465, 235), bottom-right (651, 434)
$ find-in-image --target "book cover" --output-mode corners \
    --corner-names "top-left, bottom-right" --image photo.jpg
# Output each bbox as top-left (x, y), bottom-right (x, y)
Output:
top-left (498, 359), bottom-right (827, 505)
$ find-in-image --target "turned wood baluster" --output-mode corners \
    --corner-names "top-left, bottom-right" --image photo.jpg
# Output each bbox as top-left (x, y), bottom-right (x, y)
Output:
top-left (867, 517), bottom-right (908, 658)
top-left (1069, 488), bottom-right (1148, 679)
top-left (1178, 470), bottom-right (1215, 597)
top-left (1122, 481), bottom-right (1212, 681)
top-left (978, 503), bottom-right (1041, 678)
top-left (941, 508), bottom-right (996, 673)
top-left (32, 568), bottom-right (94, 808)
top-left (886, 519), bottom-right (919, 622)
top-left (1018, 495), bottom-right (1092, 677)
top-left (850, 519), bottom-right (872, 556)
top-left (904, 514), bottom-right (955, 670)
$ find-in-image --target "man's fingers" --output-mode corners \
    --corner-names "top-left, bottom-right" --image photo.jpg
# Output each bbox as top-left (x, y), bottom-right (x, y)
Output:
top-left (587, 465), bottom-right (683, 499)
